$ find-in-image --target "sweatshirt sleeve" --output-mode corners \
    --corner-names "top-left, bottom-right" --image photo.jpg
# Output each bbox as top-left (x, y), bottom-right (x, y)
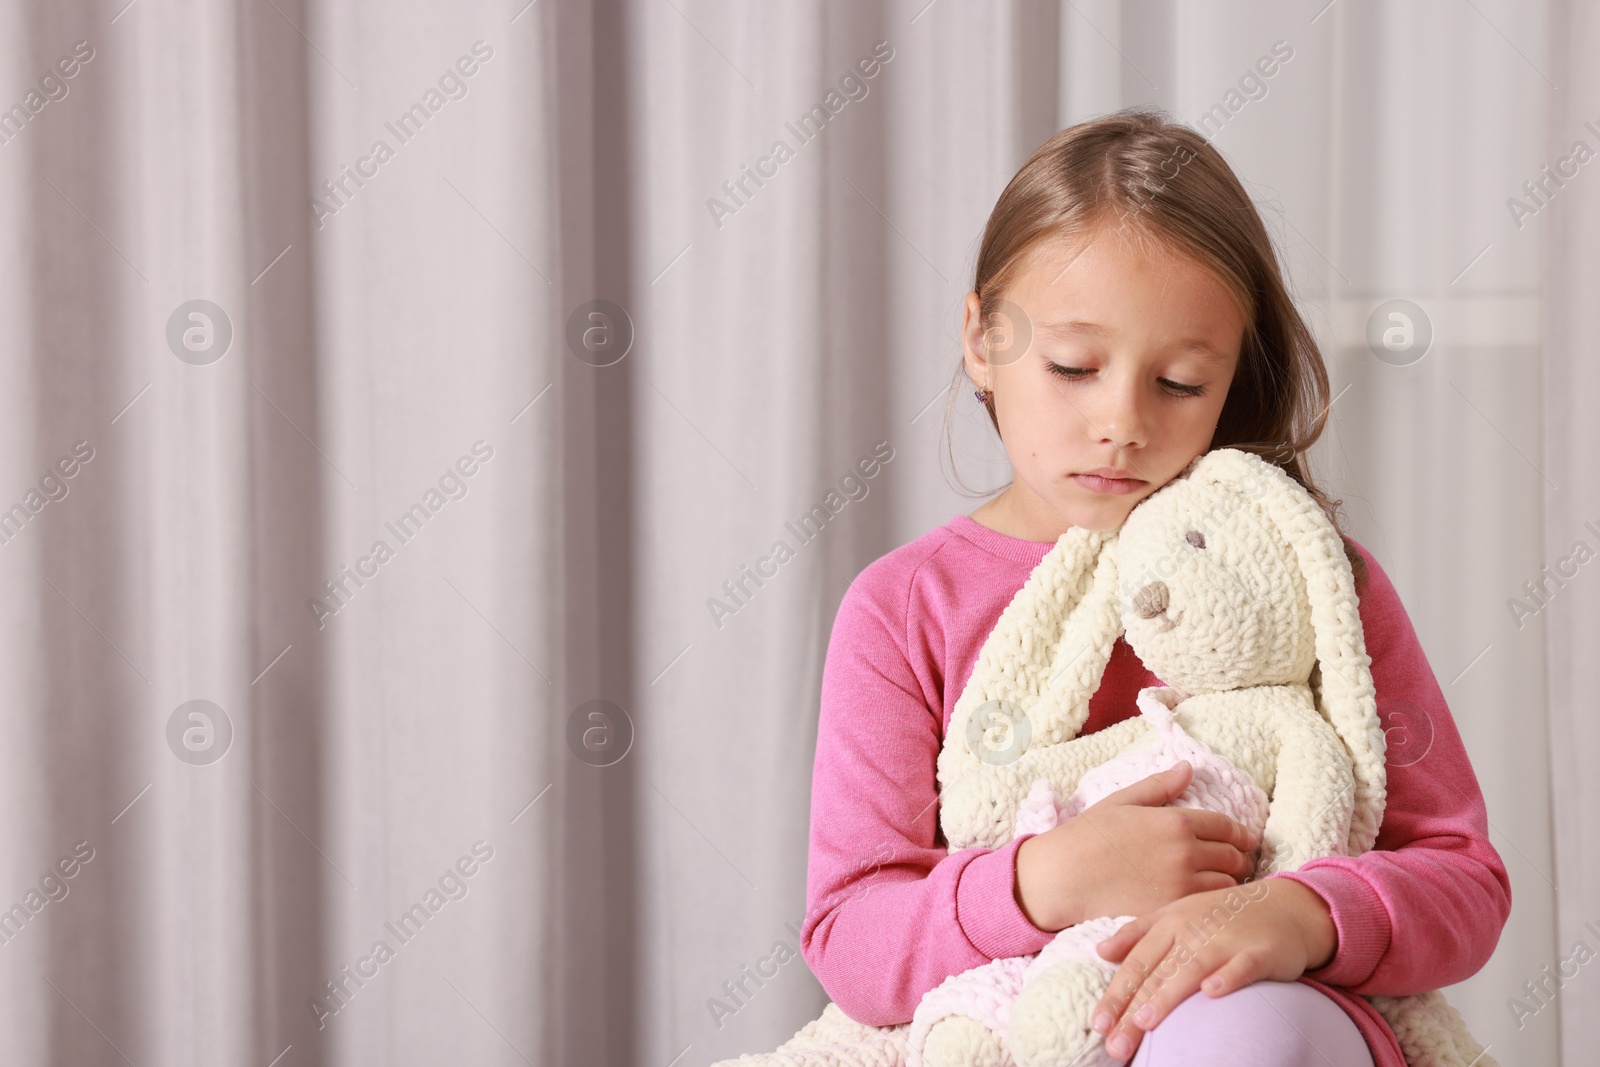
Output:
top-left (799, 564), bottom-right (1055, 1027)
top-left (1269, 540), bottom-right (1513, 994)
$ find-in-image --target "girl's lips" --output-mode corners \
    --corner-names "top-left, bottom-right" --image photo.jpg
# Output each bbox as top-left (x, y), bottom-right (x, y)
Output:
top-left (1070, 473), bottom-right (1147, 495)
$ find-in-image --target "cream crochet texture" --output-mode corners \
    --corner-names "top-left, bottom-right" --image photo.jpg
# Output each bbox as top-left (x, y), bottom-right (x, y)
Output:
top-left (711, 449), bottom-right (1495, 1067)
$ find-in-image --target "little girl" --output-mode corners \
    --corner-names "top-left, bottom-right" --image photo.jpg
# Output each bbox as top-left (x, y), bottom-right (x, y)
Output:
top-left (798, 107), bottom-right (1510, 1066)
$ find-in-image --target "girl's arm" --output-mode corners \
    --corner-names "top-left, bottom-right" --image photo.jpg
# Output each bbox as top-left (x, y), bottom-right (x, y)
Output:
top-left (800, 569), bottom-right (1055, 1027)
top-left (1267, 539), bottom-right (1513, 994)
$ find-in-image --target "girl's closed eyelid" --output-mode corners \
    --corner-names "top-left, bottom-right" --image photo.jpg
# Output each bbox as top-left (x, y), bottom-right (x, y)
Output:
top-left (1045, 361), bottom-right (1208, 397)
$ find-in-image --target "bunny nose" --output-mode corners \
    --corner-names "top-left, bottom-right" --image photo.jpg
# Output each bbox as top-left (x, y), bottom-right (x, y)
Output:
top-left (1133, 581), bottom-right (1170, 619)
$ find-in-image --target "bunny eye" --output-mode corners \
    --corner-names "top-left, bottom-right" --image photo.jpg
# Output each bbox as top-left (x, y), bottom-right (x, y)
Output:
top-left (1185, 530), bottom-right (1206, 549)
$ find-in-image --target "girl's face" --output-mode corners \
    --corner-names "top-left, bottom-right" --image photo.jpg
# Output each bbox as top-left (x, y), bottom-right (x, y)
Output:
top-left (962, 226), bottom-right (1245, 539)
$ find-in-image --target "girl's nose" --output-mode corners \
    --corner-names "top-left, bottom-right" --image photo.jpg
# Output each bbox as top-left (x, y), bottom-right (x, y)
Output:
top-left (1097, 378), bottom-right (1150, 450)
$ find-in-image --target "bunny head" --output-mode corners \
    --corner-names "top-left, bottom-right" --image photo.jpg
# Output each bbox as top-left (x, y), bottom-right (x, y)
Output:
top-left (1114, 450), bottom-right (1314, 694)
top-left (1112, 447), bottom-right (1388, 855)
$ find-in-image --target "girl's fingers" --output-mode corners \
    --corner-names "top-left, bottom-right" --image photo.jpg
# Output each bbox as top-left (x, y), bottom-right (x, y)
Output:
top-left (1198, 951), bottom-right (1261, 997)
top-left (1105, 939), bottom-right (1212, 1059)
top-left (1103, 957), bottom-right (1169, 1058)
top-left (1124, 952), bottom-right (1206, 1033)
top-left (1094, 927), bottom-right (1175, 1052)
top-left (1095, 914), bottom-right (1150, 962)
top-left (1117, 945), bottom-right (1269, 1056)
top-left (1091, 920), bottom-right (1154, 1031)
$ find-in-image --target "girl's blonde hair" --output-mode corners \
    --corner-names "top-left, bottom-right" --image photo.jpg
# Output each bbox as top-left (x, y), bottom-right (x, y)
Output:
top-left (944, 104), bottom-right (1367, 590)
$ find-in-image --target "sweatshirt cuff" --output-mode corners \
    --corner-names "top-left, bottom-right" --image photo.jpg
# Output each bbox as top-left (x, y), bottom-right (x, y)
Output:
top-left (954, 833), bottom-right (1056, 961)
top-left (1271, 864), bottom-right (1392, 988)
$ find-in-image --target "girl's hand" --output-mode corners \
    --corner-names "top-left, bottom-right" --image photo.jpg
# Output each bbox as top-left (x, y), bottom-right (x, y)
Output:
top-left (1015, 761), bottom-right (1260, 932)
top-left (1087, 877), bottom-right (1337, 1061)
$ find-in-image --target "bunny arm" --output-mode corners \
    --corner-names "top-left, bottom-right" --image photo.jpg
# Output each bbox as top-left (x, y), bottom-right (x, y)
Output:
top-left (1172, 687), bottom-right (1358, 877)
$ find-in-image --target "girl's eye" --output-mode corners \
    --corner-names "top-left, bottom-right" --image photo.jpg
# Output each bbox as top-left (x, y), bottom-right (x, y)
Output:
top-left (1045, 363), bottom-right (1207, 398)
top-left (1045, 363), bottom-right (1093, 381)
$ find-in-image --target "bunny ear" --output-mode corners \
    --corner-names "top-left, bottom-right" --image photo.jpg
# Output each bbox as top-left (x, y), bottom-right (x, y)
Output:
top-left (1190, 448), bottom-right (1388, 855)
top-left (938, 526), bottom-right (1124, 794)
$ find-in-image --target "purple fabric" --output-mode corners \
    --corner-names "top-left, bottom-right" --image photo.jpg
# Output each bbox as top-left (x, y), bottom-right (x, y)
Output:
top-left (1128, 979), bottom-right (1374, 1066)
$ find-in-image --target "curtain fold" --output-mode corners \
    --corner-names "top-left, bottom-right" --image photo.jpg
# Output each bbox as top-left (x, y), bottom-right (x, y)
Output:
top-left (1543, 0), bottom-right (1600, 1062)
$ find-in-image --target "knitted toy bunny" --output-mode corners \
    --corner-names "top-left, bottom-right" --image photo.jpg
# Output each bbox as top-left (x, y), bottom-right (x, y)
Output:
top-left (914, 448), bottom-right (1496, 1067)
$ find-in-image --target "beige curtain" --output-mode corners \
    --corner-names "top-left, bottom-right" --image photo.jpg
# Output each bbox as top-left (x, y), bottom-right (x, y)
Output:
top-left (1543, 0), bottom-right (1600, 1062)
top-left (0, 1), bottom-right (1583, 1065)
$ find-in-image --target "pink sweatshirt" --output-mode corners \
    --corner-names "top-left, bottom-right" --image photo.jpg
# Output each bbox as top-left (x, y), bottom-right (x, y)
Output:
top-left (800, 513), bottom-right (1511, 1065)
